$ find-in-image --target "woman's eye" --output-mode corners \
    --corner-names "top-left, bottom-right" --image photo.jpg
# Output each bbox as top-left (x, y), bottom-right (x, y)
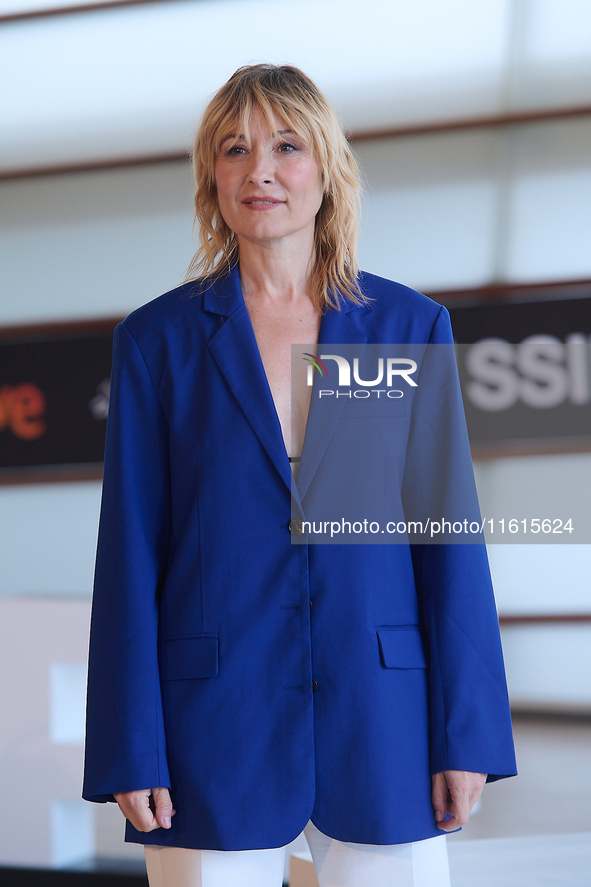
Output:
top-left (277, 142), bottom-right (298, 153)
top-left (226, 145), bottom-right (247, 156)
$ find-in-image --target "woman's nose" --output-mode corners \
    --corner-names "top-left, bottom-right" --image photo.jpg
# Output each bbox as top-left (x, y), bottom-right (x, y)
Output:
top-left (247, 149), bottom-right (275, 185)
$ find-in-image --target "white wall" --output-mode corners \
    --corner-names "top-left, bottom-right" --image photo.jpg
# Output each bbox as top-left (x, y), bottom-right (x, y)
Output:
top-left (0, 481), bottom-right (101, 596)
top-left (476, 455), bottom-right (591, 711)
top-left (0, 0), bottom-right (514, 169)
top-left (2, 0), bottom-right (591, 171)
top-left (3, 118), bottom-right (591, 324)
top-left (357, 118), bottom-right (591, 291)
top-left (0, 163), bottom-right (195, 324)
top-left (501, 623), bottom-right (591, 712)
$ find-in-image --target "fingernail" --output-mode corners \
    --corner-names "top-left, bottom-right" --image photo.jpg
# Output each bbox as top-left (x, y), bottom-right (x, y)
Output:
top-left (163, 817), bottom-right (171, 828)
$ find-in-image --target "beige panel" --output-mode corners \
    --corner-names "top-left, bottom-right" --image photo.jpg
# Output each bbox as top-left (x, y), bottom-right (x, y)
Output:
top-left (290, 854), bottom-right (321, 887)
top-left (0, 598), bottom-right (90, 865)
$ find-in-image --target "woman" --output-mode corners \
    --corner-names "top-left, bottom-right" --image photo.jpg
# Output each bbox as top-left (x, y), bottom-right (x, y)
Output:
top-left (83, 64), bottom-right (516, 887)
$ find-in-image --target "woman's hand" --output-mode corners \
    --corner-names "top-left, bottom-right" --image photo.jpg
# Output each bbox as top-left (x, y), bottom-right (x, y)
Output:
top-left (114, 787), bottom-right (176, 832)
top-left (431, 770), bottom-right (486, 831)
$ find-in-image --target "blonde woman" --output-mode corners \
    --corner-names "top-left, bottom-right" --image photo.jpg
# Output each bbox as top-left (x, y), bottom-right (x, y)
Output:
top-left (83, 64), bottom-right (516, 887)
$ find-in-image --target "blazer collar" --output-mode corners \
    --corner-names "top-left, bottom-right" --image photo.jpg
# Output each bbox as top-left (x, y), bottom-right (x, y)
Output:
top-left (202, 264), bottom-right (245, 318)
top-left (203, 264), bottom-right (369, 507)
top-left (204, 265), bottom-right (297, 505)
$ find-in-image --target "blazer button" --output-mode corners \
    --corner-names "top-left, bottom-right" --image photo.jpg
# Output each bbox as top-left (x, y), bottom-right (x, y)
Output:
top-left (288, 519), bottom-right (304, 535)
top-left (312, 679), bottom-right (318, 693)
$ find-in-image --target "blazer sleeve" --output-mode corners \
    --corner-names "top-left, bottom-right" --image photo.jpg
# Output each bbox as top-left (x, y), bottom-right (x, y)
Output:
top-left (404, 306), bottom-right (517, 782)
top-left (83, 321), bottom-right (172, 803)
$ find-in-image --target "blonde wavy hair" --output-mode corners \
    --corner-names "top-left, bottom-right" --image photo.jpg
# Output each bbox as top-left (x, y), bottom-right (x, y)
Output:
top-left (186, 64), bottom-right (365, 311)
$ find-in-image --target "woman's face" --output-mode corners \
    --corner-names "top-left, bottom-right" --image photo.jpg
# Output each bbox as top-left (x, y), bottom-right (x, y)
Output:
top-left (214, 107), bottom-right (324, 251)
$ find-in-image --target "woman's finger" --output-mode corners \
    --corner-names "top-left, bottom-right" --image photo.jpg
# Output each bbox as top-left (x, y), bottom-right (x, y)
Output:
top-left (114, 789), bottom-right (159, 832)
top-left (152, 786), bottom-right (176, 829)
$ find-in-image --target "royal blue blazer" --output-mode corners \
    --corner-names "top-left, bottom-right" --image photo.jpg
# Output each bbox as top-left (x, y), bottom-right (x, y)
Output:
top-left (83, 265), bottom-right (516, 850)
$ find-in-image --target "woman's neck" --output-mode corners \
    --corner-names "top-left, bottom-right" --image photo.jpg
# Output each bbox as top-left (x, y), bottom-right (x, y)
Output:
top-left (236, 233), bottom-right (315, 306)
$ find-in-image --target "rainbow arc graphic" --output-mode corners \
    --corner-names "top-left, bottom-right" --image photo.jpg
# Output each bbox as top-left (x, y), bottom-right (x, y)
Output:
top-left (302, 353), bottom-right (328, 377)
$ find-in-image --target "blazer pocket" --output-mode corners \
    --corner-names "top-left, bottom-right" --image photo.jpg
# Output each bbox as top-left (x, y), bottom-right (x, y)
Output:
top-left (376, 626), bottom-right (427, 669)
top-left (159, 634), bottom-right (219, 681)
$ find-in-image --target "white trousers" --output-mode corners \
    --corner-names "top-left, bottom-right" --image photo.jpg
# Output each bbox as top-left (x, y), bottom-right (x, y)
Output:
top-left (144, 819), bottom-right (450, 887)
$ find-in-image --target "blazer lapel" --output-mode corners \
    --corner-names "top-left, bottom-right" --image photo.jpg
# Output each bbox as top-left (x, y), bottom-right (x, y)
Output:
top-left (204, 266), bottom-right (297, 502)
top-left (295, 305), bottom-right (368, 503)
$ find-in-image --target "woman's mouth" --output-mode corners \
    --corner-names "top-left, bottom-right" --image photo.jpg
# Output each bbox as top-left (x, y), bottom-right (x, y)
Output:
top-left (242, 198), bottom-right (283, 208)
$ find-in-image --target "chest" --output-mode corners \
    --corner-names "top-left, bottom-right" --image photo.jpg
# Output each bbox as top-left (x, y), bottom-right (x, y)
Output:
top-left (246, 304), bottom-right (321, 458)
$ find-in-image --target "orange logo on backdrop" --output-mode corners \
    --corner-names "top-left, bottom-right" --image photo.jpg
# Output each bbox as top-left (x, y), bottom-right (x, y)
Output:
top-left (0, 384), bottom-right (47, 440)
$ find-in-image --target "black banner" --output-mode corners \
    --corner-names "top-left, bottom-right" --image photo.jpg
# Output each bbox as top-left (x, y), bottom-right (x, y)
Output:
top-left (448, 293), bottom-right (591, 454)
top-left (0, 322), bottom-right (115, 480)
